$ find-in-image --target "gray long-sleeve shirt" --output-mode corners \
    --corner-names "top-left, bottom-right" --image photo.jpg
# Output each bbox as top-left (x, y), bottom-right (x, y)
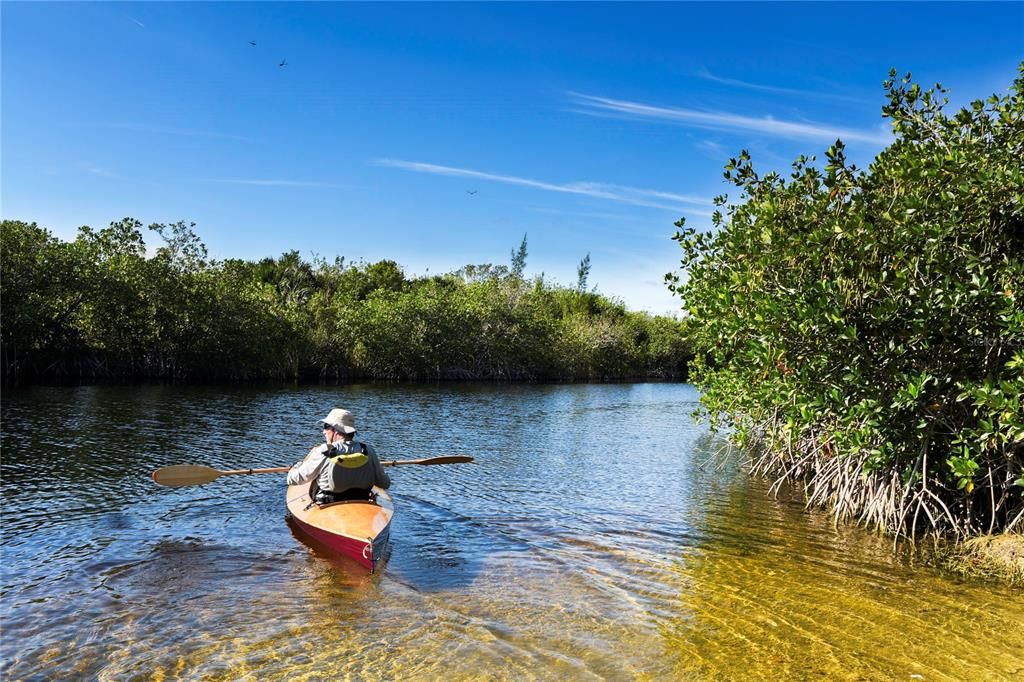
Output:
top-left (286, 440), bottom-right (391, 492)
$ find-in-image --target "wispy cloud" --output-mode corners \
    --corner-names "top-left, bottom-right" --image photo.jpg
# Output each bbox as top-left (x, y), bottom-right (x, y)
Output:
top-left (695, 67), bottom-right (864, 103)
top-left (81, 163), bottom-right (120, 179)
top-left (202, 178), bottom-right (347, 188)
top-left (79, 162), bottom-right (159, 187)
top-left (532, 207), bottom-right (648, 222)
top-left (85, 122), bottom-right (253, 142)
top-left (533, 205), bottom-right (715, 226)
top-left (569, 92), bottom-right (890, 145)
top-left (697, 139), bottom-right (727, 158)
top-left (375, 158), bottom-right (712, 212)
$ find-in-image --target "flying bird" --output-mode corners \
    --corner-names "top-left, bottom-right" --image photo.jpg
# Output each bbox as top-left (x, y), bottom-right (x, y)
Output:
top-left (249, 40), bottom-right (256, 47)
top-left (279, 59), bottom-right (287, 67)
top-left (466, 190), bottom-right (478, 195)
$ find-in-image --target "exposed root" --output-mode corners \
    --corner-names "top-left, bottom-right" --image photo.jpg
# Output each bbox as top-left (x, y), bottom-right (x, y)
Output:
top-left (742, 420), bottom-right (1023, 541)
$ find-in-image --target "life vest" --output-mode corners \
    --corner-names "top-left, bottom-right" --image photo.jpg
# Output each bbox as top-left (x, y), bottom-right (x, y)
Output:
top-left (327, 442), bottom-right (369, 469)
top-left (326, 441), bottom-right (370, 492)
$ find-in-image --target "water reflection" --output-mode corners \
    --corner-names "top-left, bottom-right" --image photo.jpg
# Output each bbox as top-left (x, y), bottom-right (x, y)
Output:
top-left (2, 383), bottom-right (1022, 680)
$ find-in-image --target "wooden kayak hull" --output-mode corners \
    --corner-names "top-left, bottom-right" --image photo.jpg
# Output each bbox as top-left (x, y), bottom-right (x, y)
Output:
top-left (286, 484), bottom-right (394, 570)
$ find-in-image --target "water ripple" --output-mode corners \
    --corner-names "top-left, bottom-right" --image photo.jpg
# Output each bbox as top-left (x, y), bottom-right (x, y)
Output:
top-left (3, 383), bottom-right (1022, 681)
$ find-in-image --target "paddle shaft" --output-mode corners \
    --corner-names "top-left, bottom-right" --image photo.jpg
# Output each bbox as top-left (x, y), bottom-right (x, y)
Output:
top-left (222, 456), bottom-right (473, 469)
top-left (220, 466), bottom-right (290, 476)
top-left (152, 455), bottom-right (473, 487)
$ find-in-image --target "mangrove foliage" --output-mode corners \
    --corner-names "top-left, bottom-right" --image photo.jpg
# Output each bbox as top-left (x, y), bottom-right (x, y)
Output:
top-left (668, 66), bottom-right (1024, 538)
top-left (1, 220), bottom-right (691, 383)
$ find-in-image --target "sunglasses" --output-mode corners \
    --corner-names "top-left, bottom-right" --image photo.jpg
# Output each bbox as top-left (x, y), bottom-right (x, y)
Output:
top-left (321, 423), bottom-right (335, 431)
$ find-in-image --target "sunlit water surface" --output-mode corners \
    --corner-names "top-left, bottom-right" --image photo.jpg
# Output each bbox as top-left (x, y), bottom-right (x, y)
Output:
top-left (2, 384), bottom-right (1021, 680)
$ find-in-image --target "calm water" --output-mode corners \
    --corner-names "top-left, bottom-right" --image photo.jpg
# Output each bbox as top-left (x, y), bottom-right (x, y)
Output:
top-left (1, 383), bottom-right (1021, 681)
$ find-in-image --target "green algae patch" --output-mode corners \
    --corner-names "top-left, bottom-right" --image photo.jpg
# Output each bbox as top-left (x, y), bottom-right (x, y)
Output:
top-left (945, 534), bottom-right (1024, 586)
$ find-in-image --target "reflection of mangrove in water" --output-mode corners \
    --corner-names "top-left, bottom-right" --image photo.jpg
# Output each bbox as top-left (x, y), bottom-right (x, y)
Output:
top-left (658, 478), bottom-right (1024, 680)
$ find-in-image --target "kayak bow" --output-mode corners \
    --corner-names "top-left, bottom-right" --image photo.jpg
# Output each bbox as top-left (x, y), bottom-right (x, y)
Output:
top-left (285, 483), bottom-right (394, 570)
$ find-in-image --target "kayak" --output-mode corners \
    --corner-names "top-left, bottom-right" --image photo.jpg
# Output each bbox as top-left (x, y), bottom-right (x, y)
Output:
top-left (152, 455), bottom-right (470, 569)
top-left (285, 483), bottom-right (394, 570)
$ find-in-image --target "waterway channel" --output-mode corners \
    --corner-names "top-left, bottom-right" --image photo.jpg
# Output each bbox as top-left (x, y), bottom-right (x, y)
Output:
top-left (2, 383), bottom-right (1021, 680)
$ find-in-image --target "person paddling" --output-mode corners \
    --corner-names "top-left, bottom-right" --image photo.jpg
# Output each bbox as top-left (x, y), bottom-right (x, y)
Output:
top-left (287, 408), bottom-right (391, 502)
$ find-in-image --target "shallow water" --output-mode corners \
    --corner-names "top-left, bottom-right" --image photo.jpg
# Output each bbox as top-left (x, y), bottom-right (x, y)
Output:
top-left (1, 383), bottom-right (1021, 680)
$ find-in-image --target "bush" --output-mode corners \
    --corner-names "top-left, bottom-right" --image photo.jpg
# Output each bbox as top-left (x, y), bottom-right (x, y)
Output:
top-left (668, 65), bottom-right (1024, 538)
top-left (2, 221), bottom-right (692, 383)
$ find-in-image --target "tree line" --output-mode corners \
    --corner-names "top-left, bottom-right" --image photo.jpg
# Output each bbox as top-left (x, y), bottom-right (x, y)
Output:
top-left (669, 65), bottom-right (1023, 538)
top-left (1, 222), bottom-right (692, 383)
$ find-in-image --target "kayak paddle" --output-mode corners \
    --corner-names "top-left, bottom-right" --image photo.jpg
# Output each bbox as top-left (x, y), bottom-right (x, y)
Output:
top-left (152, 455), bottom-right (474, 487)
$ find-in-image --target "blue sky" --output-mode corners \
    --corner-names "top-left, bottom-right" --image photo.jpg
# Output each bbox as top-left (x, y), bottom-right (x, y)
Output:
top-left (3, 2), bottom-right (1022, 314)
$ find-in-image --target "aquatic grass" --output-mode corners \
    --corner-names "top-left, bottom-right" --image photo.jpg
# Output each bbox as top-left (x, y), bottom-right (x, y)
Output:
top-left (939, 533), bottom-right (1024, 586)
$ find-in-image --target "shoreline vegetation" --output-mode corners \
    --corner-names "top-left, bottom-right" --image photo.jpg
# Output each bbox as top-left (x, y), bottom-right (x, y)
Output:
top-left (1, 226), bottom-right (692, 384)
top-left (941, 533), bottom-right (1024, 586)
top-left (669, 64), bottom-right (1023, 572)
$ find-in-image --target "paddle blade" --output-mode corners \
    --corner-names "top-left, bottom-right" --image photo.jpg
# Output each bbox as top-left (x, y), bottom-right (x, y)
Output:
top-left (152, 464), bottom-right (222, 487)
top-left (383, 455), bottom-right (475, 466)
top-left (417, 455), bottom-right (474, 465)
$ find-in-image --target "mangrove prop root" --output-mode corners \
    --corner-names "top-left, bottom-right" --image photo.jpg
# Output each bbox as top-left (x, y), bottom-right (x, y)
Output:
top-left (744, 418), bottom-right (1022, 540)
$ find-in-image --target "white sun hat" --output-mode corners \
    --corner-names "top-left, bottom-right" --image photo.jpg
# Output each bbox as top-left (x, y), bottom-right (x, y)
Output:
top-left (320, 408), bottom-right (357, 434)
